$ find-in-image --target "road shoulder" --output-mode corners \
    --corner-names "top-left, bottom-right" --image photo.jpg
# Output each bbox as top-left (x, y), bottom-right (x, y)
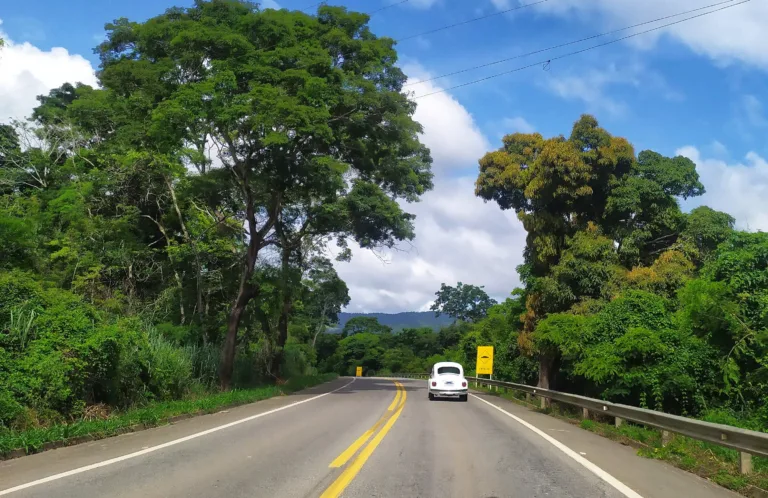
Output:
top-left (0, 377), bottom-right (354, 494)
top-left (470, 391), bottom-right (739, 498)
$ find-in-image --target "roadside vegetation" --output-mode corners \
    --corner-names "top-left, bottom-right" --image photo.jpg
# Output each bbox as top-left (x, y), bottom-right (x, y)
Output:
top-left (2, 3), bottom-right (767, 491)
top-left (0, 1), bottom-right (431, 443)
top-left (0, 374), bottom-right (336, 457)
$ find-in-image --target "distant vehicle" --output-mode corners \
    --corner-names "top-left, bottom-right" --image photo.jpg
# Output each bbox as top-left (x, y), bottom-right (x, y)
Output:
top-left (428, 361), bottom-right (468, 402)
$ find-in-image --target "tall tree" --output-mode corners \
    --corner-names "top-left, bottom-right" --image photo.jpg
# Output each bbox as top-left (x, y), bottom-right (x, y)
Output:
top-left (90, 2), bottom-right (432, 388)
top-left (476, 115), bottom-right (703, 389)
top-left (430, 282), bottom-right (497, 323)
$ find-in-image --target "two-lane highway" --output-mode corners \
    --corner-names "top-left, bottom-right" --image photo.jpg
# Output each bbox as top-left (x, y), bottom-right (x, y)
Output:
top-left (0, 378), bottom-right (737, 498)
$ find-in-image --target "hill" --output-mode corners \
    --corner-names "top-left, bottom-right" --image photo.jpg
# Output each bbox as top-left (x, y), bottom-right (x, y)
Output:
top-left (333, 311), bottom-right (454, 332)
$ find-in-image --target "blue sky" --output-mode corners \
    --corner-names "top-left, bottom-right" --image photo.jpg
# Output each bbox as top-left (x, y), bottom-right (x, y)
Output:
top-left (1, 0), bottom-right (767, 311)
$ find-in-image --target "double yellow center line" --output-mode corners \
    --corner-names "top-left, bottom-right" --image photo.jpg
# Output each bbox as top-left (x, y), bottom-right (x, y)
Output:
top-left (320, 381), bottom-right (407, 498)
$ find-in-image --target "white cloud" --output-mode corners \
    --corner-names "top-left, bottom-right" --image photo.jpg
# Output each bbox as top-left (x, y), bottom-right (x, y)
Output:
top-left (545, 64), bottom-right (635, 116)
top-left (405, 63), bottom-right (490, 171)
top-left (333, 175), bottom-right (526, 312)
top-left (503, 116), bottom-right (535, 133)
top-left (678, 146), bottom-right (768, 231)
top-left (525, 0), bottom-right (768, 69)
top-left (334, 66), bottom-right (525, 312)
top-left (543, 62), bottom-right (680, 116)
top-left (0, 20), bottom-right (98, 123)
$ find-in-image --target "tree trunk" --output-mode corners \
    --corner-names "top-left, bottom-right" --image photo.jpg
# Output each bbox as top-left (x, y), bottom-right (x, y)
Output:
top-left (165, 176), bottom-right (205, 324)
top-left (270, 242), bottom-right (294, 378)
top-left (311, 302), bottom-right (329, 348)
top-left (220, 279), bottom-right (253, 390)
top-left (538, 352), bottom-right (557, 389)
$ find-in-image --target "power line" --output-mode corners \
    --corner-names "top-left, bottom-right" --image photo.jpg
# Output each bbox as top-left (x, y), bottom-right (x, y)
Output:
top-left (405, 0), bottom-right (738, 87)
top-left (369, 0), bottom-right (410, 16)
top-left (412, 0), bottom-right (751, 99)
top-left (300, 1), bottom-right (325, 13)
top-left (395, 0), bottom-right (551, 42)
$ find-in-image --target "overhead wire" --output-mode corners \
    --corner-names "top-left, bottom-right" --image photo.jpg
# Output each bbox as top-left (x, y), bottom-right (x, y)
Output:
top-left (411, 0), bottom-right (752, 99)
top-left (368, 0), bottom-right (410, 16)
top-left (404, 0), bottom-right (739, 87)
top-left (395, 0), bottom-right (551, 42)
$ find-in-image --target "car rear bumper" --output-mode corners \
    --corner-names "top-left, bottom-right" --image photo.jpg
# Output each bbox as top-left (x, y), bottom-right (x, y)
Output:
top-left (430, 389), bottom-right (468, 397)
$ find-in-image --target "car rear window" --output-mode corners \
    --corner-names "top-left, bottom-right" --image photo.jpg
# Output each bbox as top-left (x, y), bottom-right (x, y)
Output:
top-left (437, 366), bottom-right (461, 375)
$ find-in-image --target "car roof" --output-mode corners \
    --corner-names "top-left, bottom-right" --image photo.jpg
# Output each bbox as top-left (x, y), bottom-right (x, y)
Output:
top-left (433, 361), bottom-right (463, 369)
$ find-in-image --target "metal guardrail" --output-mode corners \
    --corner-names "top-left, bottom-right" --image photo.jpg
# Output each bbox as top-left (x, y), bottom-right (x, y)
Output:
top-left (395, 373), bottom-right (768, 473)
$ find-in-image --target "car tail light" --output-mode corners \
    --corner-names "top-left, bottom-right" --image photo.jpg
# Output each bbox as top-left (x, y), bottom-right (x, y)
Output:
top-left (462, 381), bottom-right (467, 387)
top-left (431, 381), bottom-right (436, 387)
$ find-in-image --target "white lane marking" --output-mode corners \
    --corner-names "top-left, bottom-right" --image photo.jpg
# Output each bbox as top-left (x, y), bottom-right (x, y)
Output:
top-left (470, 394), bottom-right (644, 498)
top-left (0, 378), bottom-right (356, 496)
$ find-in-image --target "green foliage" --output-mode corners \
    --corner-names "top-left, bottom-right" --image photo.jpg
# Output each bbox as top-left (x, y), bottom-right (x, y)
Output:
top-left (430, 282), bottom-right (497, 323)
top-left (342, 316), bottom-right (392, 337)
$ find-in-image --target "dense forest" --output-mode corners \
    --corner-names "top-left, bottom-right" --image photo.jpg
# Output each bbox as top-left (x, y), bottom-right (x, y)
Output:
top-left (330, 115), bottom-right (768, 429)
top-left (0, 3), bottom-right (433, 429)
top-left (2, 0), bottom-right (766, 436)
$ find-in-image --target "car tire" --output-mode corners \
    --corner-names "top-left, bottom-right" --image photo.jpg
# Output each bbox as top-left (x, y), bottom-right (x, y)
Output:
top-left (428, 392), bottom-right (434, 401)
top-left (460, 395), bottom-right (468, 402)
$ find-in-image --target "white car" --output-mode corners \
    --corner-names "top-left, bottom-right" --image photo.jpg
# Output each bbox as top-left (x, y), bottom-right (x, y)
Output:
top-left (428, 361), bottom-right (468, 402)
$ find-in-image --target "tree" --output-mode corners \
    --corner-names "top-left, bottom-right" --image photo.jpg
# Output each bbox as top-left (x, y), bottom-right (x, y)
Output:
top-left (342, 316), bottom-right (391, 337)
top-left (430, 282), bottom-right (497, 323)
top-left (89, 2), bottom-right (432, 388)
top-left (680, 206), bottom-right (735, 264)
top-left (476, 115), bottom-right (704, 390)
top-left (303, 257), bottom-right (349, 347)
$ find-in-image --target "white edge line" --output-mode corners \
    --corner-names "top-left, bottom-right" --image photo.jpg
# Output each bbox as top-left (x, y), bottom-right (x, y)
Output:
top-left (470, 393), bottom-right (644, 498)
top-left (0, 378), bottom-right (357, 496)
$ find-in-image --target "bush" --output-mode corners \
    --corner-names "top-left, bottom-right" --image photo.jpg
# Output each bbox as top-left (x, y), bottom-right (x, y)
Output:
top-left (145, 334), bottom-right (193, 401)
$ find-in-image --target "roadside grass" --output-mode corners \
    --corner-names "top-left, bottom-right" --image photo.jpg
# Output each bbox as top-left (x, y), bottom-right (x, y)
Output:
top-left (473, 385), bottom-right (768, 496)
top-left (0, 373), bottom-right (338, 458)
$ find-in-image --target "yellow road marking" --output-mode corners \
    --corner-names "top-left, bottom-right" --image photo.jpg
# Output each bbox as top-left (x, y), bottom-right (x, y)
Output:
top-left (321, 383), bottom-right (407, 498)
top-left (329, 382), bottom-right (402, 468)
top-left (387, 383), bottom-right (402, 411)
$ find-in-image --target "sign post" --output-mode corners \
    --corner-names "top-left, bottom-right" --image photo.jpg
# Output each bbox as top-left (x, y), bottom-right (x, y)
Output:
top-left (476, 346), bottom-right (494, 388)
top-left (355, 366), bottom-right (363, 377)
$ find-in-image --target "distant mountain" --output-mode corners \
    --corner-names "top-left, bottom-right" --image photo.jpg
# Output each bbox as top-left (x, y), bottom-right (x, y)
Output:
top-left (332, 311), bottom-right (454, 332)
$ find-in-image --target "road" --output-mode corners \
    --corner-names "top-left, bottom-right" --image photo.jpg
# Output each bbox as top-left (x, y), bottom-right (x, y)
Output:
top-left (0, 378), bottom-right (737, 498)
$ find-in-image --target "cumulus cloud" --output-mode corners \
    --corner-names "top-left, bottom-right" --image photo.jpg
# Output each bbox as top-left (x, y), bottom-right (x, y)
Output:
top-left (333, 175), bottom-right (527, 312)
top-left (678, 146), bottom-right (768, 231)
top-left (334, 66), bottom-right (526, 312)
top-left (404, 63), bottom-right (491, 171)
top-left (0, 20), bottom-right (98, 123)
top-left (520, 0), bottom-right (768, 69)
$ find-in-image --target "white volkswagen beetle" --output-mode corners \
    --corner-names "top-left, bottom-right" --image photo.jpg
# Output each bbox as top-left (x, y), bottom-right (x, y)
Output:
top-left (428, 361), bottom-right (468, 402)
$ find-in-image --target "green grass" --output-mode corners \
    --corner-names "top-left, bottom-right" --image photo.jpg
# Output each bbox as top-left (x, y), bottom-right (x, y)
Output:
top-left (473, 384), bottom-right (768, 496)
top-left (0, 373), bottom-right (337, 458)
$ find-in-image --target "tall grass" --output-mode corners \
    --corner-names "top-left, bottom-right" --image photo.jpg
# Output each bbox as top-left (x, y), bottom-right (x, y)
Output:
top-left (0, 373), bottom-right (338, 457)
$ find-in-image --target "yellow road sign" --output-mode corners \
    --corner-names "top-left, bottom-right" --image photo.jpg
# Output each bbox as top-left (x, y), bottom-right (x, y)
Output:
top-left (476, 346), bottom-right (494, 375)
top-left (355, 366), bottom-right (363, 377)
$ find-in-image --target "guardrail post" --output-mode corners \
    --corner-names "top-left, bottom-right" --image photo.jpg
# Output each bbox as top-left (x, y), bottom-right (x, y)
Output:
top-left (526, 393), bottom-right (531, 402)
top-left (582, 408), bottom-right (589, 420)
top-left (615, 417), bottom-right (624, 428)
top-left (540, 396), bottom-right (546, 409)
top-left (740, 452), bottom-right (752, 474)
top-left (661, 431), bottom-right (671, 447)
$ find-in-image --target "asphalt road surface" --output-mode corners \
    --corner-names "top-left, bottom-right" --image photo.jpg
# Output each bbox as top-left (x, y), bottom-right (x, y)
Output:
top-left (0, 377), bottom-right (738, 498)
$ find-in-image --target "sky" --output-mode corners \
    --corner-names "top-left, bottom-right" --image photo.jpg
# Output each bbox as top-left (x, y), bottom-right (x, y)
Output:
top-left (2, 0), bottom-right (768, 313)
